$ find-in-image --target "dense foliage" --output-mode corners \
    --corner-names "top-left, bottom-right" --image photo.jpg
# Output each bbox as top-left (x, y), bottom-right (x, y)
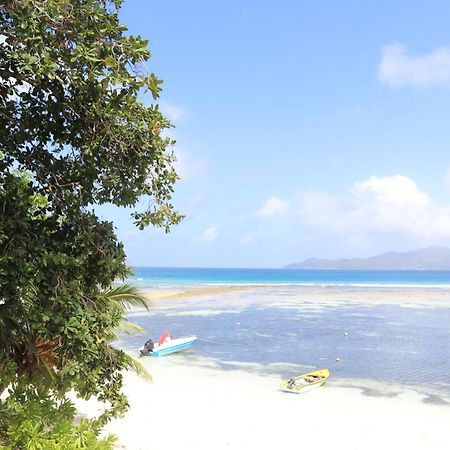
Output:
top-left (0, 0), bottom-right (181, 447)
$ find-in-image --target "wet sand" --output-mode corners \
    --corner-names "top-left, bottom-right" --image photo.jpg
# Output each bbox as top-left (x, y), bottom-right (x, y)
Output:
top-left (141, 284), bottom-right (262, 301)
top-left (141, 284), bottom-right (450, 307)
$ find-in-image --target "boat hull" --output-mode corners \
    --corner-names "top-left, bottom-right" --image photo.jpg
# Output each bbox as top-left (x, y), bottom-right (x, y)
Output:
top-left (151, 336), bottom-right (197, 357)
top-left (280, 368), bottom-right (330, 394)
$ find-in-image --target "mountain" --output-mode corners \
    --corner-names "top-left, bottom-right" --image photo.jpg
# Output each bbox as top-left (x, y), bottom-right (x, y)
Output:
top-left (284, 246), bottom-right (450, 270)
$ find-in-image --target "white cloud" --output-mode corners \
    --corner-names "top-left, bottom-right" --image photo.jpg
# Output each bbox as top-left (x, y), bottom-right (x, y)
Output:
top-left (174, 148), bottom-right (209, 180)
top-left (379, 43), bottom-right (450, 87)
top-left (257, 196), bottom-right (290, 217)
top-left (200, 227), bottom-right (218, 242)
top-left (160, 100), bottom-right (188, 122)
top-left (161, 126), bottom-right (209, 182)
top-left (297, 175), bottom-right (450, 239)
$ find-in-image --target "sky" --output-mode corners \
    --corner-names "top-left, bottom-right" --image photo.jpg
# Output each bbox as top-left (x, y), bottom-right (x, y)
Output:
top-left (99, 0), bottom-right (450, 268)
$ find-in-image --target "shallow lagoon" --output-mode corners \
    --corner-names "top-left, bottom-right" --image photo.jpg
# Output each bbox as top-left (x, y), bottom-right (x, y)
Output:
top-left (120, 286), bottom-right (450, 399)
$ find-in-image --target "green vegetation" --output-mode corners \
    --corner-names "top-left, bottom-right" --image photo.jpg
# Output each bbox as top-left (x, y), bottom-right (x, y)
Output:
top-left (0, 0), bottom-right (181, 447)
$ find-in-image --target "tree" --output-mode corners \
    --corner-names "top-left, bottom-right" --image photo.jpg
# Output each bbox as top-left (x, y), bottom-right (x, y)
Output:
top-left (0, 0), bottom-right (181, 447)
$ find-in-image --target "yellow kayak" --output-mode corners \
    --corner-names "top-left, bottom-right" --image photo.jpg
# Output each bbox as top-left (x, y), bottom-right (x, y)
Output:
top-left (280, 368), bottom-right (330, 393)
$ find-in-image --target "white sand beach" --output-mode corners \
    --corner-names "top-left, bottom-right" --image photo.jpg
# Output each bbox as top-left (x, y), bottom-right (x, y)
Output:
top-left (75, 284), bottom-right (450, 450)
top-left (76, 354), bottom-right (450, 450)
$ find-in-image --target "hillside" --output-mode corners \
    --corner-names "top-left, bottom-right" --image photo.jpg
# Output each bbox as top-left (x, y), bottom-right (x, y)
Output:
top-left (284, 246), bottom-right (450, 270)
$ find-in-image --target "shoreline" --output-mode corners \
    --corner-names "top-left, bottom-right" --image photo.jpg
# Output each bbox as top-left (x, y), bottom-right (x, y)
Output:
top-left (75, 355), bottom-right (450, 450)
top-left (79, 284), bottom-right (450, 449)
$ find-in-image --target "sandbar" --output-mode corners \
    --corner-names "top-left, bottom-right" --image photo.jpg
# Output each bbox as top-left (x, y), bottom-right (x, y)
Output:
top-left (140, 284), bottom-right (450, 308)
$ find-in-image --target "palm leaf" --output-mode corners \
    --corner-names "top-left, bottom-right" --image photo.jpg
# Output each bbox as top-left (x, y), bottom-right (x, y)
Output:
top-left (100, 284), bottom-right (152, 380)
top-left (99, 284), bottom-right (150, 311)
top-left (115, 319), bottom-right (145, 337)
top-left (123, 353), bottom-right (151, 381)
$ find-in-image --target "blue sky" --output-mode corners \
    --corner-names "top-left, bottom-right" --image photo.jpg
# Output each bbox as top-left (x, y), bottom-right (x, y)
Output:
top-left (100, 0), bottom-right (450, 268)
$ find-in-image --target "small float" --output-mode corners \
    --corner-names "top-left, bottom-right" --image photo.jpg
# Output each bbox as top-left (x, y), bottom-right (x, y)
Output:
top-left (139, 331), bottom-right (197, 357)
top-left (280, 368), bottom-right (330, 394)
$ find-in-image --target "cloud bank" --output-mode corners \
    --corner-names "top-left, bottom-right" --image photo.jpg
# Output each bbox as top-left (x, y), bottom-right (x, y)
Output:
top-left (257, 196), bottom-right (290, 217)
top-left (379, 43), bottom-right (450, 87)
top-left (297, 175), bottom-right (450, 239)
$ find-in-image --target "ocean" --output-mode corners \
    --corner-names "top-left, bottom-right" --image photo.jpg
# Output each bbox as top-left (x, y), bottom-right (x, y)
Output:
top-left (129, 266), bottom-right (450, 287)
top-left (120, 268), bottom-right (450, 401)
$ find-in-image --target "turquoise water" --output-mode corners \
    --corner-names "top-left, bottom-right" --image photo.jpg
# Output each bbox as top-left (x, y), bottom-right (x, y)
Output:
top-left (130, 267), bottom-right (450, 287)
top-left (121, 268), bottom-right (450, 401)
top-left (121, 287), bottom-right (450, 399)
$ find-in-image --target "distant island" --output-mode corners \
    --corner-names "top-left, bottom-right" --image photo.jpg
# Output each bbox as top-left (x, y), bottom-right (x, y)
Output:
top-left (284, 246), bottom-right (450, 270)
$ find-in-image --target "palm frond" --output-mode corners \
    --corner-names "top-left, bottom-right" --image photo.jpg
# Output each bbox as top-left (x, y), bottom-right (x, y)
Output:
top-left (100, 284), bottom-right (150, 311)
top-left (99, 285), bottom-right (152, 380)
top-left (123, 353), bottom-right (151, 381)
top-left (114, 319), bottom-right (145, 338)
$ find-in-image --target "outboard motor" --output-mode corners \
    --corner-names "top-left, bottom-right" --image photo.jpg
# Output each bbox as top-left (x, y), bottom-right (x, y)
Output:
top-left (140, 338), bottom-right (154, 356)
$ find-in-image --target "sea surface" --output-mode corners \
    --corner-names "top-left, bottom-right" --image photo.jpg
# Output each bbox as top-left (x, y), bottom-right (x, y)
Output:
top-left (120, 268), bottom-right (450, 401)
top-left (129, 266), bottom-right (450, 287)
